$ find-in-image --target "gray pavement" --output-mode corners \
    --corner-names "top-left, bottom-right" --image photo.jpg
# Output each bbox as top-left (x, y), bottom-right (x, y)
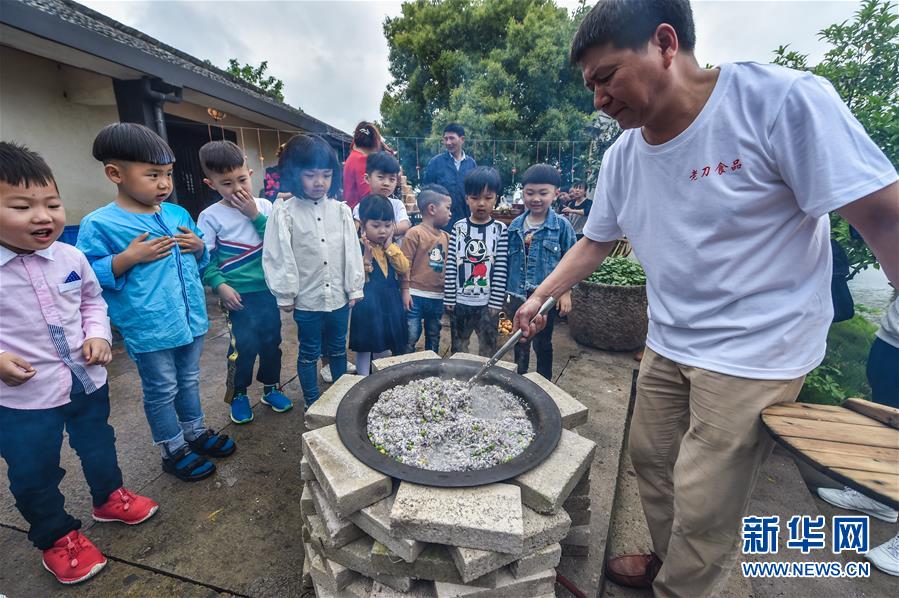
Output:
top-left (1, 299), bottom-right (894, 597)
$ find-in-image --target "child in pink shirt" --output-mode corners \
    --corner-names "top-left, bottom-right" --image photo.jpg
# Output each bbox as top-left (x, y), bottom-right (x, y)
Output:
top-left (0, 142), bottom-right (157, 585)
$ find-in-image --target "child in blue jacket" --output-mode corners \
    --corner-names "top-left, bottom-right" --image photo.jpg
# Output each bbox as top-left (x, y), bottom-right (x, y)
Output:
top-left (506, 164), bottom-right (575, 379)
top-left (77, 123), bottom-right (236, 482)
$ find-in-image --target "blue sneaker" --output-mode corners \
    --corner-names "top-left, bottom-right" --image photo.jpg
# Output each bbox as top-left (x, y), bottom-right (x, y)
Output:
top-left (230, 394), bottom-right (254, 424)
top-left (261, 389), bottom-right (293, 413)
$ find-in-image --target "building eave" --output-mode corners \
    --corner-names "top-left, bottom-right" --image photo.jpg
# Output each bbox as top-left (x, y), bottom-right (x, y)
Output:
top-left (0, 0), bottom-right (350, 142)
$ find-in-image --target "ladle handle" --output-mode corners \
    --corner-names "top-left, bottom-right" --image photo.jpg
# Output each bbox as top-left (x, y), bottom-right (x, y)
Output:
top-left (468, 296), bottom-right (557, 386)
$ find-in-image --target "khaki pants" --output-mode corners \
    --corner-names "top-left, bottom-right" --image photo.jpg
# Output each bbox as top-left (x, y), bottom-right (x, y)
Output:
top-left (629, 348), bottom-right (805, 598)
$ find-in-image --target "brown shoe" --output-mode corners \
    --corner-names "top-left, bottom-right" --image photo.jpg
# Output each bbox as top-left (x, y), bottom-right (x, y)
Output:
top-left (606, 552), bottom-right (662, 588)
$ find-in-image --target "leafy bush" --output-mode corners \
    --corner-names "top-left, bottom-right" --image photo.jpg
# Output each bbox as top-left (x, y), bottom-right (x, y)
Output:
top-left (586, 257), bottom-right (646, 286)
top-left (798, 315), bottom-right (877, 405)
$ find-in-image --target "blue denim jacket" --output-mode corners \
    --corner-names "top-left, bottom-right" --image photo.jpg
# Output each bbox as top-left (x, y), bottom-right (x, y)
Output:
top-left (506, 210), bottom-right (577, 299)
top-left (77, 202), bottom-right (210, 356)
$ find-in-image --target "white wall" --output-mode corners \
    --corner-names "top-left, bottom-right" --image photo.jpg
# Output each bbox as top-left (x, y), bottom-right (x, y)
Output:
top-left (0, 46), bottom-right (120, 223)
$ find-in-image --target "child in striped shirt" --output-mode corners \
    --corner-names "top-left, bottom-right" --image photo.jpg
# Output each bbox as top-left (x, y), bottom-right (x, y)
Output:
top-left (444, 167), bottom-right (509, 356)
top-left (197, 141), bottom-right (291, 424)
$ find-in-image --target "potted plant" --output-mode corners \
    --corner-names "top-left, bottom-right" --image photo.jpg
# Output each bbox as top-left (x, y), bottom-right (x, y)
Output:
top-left (568, 256), bottom-right (648, 351)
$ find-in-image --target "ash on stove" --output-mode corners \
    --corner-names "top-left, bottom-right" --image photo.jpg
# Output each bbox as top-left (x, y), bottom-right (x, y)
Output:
top-left (366, 376), bottom-right (535, 472)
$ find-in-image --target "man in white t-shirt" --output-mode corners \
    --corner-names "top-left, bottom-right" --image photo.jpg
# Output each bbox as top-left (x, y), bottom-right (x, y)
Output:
top-left (513, 1), bottom-right (899, 596)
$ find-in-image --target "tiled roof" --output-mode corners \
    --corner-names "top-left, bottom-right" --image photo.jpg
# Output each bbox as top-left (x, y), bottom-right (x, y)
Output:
top-left (17, 0), bottom-right (349, 141)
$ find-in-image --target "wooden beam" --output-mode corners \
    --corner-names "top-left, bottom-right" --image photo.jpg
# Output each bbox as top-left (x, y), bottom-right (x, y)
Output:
top-left (843, 398), bottom-right (899, 430)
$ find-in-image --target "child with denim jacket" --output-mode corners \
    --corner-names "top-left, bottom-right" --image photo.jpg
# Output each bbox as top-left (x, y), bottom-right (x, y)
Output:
top-left (77, 123), bottom-right (235, 482)
top-left (506, 164), bottom-right (575, 379)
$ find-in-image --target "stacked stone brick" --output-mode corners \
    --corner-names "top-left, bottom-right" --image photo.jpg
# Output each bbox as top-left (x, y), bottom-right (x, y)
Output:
top-left (300, 352), bottom-right (594, 597)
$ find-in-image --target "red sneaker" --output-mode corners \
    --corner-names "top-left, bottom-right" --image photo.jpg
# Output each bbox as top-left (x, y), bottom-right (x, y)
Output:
top-left (42, 530), bottom-right (107, 584)
top-left (92, 487), bottom-right (159, 525)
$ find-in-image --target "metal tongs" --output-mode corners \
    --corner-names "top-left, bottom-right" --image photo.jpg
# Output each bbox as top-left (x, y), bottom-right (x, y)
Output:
top-left (466, 296), bottom-right (558, 388)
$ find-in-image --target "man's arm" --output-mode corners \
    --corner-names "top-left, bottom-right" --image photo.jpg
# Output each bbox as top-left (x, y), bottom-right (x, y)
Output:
top-left (837, 180), bottom-right (899, 287)
top-left (512, 237), bottom-right (616, 339)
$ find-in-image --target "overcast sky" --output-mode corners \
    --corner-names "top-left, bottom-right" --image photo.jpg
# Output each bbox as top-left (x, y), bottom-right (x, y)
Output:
top-left (79, 0), bottom-right (867, 133)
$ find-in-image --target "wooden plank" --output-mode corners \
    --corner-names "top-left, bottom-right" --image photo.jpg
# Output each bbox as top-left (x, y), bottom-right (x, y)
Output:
top-left (787, 437), bottom-right (899, 462)
top-left (829, 467), bottom-right (899, 504)
top-left (763, 403), bottom-right (887, 428)
top-left (801, 449), bottom-right (899, 476)
top-left (843, 398), bottom-right (899, 430)
top-left (762, 415), bottom-right (899, 449)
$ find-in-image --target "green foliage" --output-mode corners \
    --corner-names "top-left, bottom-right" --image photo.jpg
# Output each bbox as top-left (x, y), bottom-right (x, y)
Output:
top-left (226, 59), bottom-right (286, 103)
top-left (773, 0), bottom-right (898, 278)
top-left (380, 0), bottom-right (602, 189)
top-left (586, 257), bottom-right (647, 286)
top-left (798, 315), bottom-right (878, 404)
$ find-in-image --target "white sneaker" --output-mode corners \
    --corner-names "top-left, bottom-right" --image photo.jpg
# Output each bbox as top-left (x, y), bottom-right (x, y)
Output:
top-left (321, 364), bottom-right (332, 384)
top-left (866, 532), bottom-right (899, 577)
top-left (817, 486), bottom-right (899, 523)
top-left (346, 361), bottom-right (357, 374)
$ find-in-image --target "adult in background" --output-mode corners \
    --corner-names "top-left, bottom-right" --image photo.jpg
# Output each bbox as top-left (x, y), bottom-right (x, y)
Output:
top-left (561, 180), bottom-right (592, 239)
top-left (817, 294), bottom-right (899, 577)
top-left (423, 123), bottom-right (477, 229)
top-left (343, 122), bottom-right (388, 210)
top-left (513, 1), bottom-right (899, 596)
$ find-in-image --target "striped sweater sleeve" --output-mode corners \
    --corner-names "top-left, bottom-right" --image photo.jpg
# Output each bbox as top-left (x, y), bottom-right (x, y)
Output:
top-left (488, 223), bottom-right (509, 310)
top-left (443, 224), bottom-right (460, 307)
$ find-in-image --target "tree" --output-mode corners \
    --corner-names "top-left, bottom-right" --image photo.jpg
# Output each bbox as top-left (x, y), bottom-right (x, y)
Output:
top-left (380, 0), bottom-right (602, 190)
top-left (773, 0), bottom-right (898, 278)
top-left (226, 59), bottom-right (286, 103)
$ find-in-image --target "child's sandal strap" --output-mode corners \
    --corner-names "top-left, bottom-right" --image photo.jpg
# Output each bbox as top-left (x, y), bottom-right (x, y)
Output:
top-left (164, 447), bottom-right (214, 481)
top-left (190, 430), bottom-right (236, 457)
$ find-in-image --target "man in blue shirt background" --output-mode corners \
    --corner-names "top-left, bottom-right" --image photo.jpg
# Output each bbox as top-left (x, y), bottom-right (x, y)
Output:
top-left (423, 123), bottom-right (477, 229)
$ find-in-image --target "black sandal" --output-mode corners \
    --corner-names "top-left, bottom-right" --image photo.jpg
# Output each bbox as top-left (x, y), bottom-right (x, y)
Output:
top-left (162, 445), bottom-right (215, 482)
top-left (188, 429), bottom-right (236, 458)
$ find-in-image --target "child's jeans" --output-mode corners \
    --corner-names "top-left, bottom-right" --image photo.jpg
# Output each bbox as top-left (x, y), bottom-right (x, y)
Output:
top-left (133, 335), bottom-right (207, 456)
top-left (506, 293), bottom-right (556, 380)
top-left (450, 303), bottom-right (498, 357)
top-left (407, 295), bottom-right (444, 353)
top-left (0, 375), bottom-right (123, 549)
top-left (293, 304), bottom-right (349, 405)
top-left (227, 290), bottom-right (283, 398)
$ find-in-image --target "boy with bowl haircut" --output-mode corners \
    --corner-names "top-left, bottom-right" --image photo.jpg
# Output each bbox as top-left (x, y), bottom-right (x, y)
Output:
top-left (77, 123), bottom-right (236, 483)
top-left (197, 140), bottom-right (291, 424)
top-left (506, 164), bottom-right (576, 379)
top-left (0, 142), bottom-right (158, 584)
top-left (444, 166), bottom-right (509, 356)
top-left (401, 184), bottom-right (453, 353)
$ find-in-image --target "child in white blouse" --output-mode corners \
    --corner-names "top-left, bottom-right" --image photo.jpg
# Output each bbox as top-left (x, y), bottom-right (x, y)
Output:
top-left (262, 135), bottom-right (365, 408)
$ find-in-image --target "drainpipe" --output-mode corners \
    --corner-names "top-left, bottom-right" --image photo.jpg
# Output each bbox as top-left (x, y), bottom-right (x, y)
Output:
top-left (142, 77), bottom-right (182, 142)
top-left (141, 78), bottom-right (182, 203)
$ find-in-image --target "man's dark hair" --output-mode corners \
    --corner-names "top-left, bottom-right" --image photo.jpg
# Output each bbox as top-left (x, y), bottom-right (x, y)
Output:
top-left (365, 151), bottom-right (401, 176)
top-left (521, 163), bottom-right (561, 188)
top-left (571, 179), bottom-right (586, 189)
top-left (570, 0), bottom-right (696, 64)
top-left (92, 122), bottom-right (175, 165)
top-left (0, 142), bottom-right (57, 189)
top-left (358, 194), bottom-right (395, 222)
top-left (199, 140), bottom-right (245, 176)
top-left (443, 123), bottom-right (466, 137)
top-left (278, 134), bottom-right (341, 196)
top-left (464, 166), bottom-right (501, 197)
top-left (417, 183), bottom-right (450, 212)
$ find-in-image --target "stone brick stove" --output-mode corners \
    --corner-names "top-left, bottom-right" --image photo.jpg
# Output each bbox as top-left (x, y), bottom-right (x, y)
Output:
top-left (300, 352), bottom-right (595, 597)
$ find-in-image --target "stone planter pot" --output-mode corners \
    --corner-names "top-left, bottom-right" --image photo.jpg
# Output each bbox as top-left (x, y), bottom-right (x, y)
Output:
top-left (569, 281), bottom-right (648, 351)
